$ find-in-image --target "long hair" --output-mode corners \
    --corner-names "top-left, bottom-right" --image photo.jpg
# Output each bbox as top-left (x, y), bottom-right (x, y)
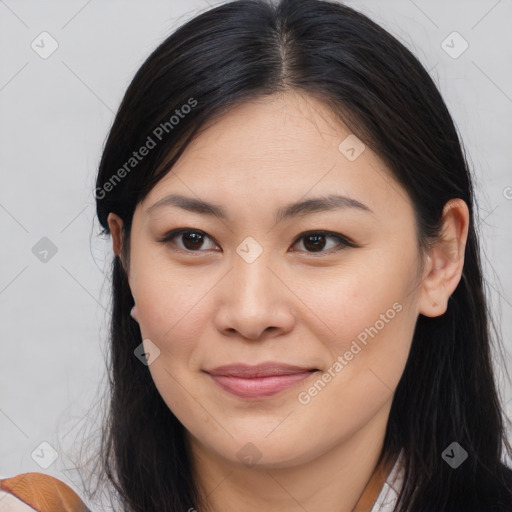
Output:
top-left (88, 0), bottom-right (512, 510)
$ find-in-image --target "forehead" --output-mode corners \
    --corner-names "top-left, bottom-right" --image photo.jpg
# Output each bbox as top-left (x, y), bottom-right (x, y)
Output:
top-left (139, 91), bottom-right (414, 223)
top-left (186, 91), bottom-right (349, 167)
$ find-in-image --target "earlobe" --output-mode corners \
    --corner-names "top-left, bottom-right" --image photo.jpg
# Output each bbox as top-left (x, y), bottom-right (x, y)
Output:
top-left (418, 253), bottom-right (448, 317)
top-left (418, 199), bottom-right (470, 318)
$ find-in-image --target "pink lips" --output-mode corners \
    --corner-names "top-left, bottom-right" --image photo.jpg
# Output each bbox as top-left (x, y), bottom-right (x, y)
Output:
top-left (204, 363), bottom-right (318, 399)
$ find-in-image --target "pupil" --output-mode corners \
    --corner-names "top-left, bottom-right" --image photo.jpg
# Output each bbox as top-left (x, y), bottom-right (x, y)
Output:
top-left (184, 232), bottom-right (203, 249)
top-left (304, 234), bottom-right (325, 251)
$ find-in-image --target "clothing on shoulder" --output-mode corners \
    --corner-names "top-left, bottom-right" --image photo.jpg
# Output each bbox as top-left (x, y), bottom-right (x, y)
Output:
top-left (0, 472), bottom-right (90, 512)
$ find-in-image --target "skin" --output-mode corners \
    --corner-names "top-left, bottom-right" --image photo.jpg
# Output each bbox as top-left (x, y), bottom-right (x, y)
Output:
top-left (108, 90), bottom-right (469, 512)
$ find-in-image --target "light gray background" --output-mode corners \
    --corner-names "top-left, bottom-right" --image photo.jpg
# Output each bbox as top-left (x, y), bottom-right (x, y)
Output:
top-left (1, 0), bottom-right (511, 507)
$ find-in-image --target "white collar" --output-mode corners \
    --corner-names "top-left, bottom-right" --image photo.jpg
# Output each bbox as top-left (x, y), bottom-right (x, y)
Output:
top-left (369, 450), bottom-right (404, 512)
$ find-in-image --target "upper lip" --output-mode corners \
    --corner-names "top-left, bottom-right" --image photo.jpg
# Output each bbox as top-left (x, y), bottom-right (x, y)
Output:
top-left (205, 363), bottom-right (318, 378)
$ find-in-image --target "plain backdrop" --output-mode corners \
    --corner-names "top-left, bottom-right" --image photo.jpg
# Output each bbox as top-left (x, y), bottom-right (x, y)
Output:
top-left (1, 0), bottom-right (511, 508)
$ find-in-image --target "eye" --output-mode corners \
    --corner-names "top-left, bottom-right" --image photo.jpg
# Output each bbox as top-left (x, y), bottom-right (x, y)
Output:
top-left (158, 228), bottom-right (356, 255)
top-left (158, 229), bottom-right (218, 253)
top-left (290, 230), bottom-right (356, 254)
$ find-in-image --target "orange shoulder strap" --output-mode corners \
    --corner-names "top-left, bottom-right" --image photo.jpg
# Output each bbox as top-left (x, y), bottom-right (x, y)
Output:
top-left (0, 472), bottom-right (89, 512)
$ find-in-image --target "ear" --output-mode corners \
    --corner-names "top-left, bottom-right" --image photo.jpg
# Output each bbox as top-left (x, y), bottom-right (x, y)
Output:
top-left (108, 213), bottom-right (135, 300)
top-left (107, 212), bottom-right (124, 261)
top-left (418, 198), bottom-right (470, 317)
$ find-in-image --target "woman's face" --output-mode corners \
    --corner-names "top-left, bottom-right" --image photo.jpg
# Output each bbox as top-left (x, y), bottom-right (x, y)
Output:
top-left (109, 91), bottom-right (432, 469)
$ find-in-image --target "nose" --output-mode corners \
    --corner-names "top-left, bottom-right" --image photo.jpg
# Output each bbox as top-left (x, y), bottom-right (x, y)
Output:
top-left (212, 254), bottom-right (296, 341)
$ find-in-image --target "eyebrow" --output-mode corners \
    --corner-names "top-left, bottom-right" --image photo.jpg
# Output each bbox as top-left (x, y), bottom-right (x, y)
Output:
top-left (145, 193), bottom-right (373, 223)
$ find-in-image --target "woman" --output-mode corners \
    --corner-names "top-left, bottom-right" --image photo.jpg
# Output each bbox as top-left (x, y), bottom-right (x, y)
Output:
top-left (2, 0), bottom-right (511, 511)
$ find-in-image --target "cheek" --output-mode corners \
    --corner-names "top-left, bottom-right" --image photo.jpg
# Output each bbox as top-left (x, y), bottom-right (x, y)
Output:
top-left (129, 239), bottom-right (207, 342)
top-left (131, 271), bottom-right (210, 419)
top-left (294, 292), bottom-right (415, 444)
top-left (135, 276), bottom-right (206, 355)
top-left (290, 248), bottom-right (418, 403)
top-left (292, 261), bottom-right (412, 349)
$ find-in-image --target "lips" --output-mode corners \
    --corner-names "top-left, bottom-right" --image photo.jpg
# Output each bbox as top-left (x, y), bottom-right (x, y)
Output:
top-left (204, 363), bottom-right (319, 399)
top-left (206, 362), bottom-right (319, 377)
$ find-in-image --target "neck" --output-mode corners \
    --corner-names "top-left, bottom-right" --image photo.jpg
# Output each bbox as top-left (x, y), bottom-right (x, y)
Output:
top-left (187, 398), bottom-right (394, 512)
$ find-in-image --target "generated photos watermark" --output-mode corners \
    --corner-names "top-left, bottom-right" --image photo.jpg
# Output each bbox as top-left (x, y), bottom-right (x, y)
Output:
top-left (298, 301), bottom-right (403, 405)
top-left (95, 97), bottom-right (198, 200)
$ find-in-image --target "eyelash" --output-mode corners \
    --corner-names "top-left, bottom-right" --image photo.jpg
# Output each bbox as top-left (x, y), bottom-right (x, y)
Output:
top-left (157, 228), bottom-right (357, 256)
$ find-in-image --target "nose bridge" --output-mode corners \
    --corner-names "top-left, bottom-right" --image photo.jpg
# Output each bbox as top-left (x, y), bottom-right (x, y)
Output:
top-left (231, 238), bottom-right (276, 304)
top-left (226, 234), bottom-right (293, 321)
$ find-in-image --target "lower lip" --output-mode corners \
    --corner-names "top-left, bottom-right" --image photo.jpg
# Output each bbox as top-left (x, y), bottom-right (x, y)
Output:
top-left (207, 371), bottom-right (317, 399)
